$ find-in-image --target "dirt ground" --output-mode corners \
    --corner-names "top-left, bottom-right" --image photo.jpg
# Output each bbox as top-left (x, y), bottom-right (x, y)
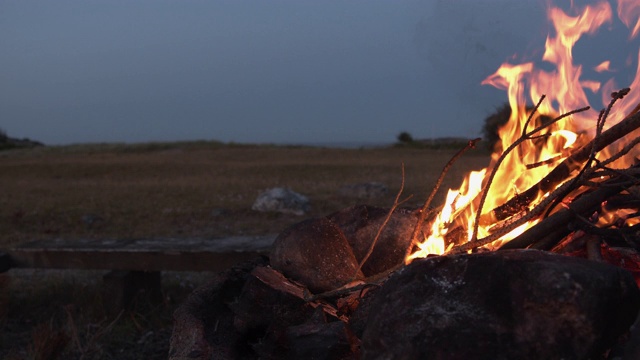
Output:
top-left (0, 142), bottom-right (490, 359)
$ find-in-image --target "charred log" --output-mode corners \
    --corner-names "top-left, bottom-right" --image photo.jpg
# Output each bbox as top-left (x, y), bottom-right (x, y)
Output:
top-left (492, 99), bottom-right (640, 221)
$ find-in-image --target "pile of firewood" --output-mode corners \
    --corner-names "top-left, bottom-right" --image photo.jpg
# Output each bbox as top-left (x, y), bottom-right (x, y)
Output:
top-left (459, 89), bottom-right (640, 254)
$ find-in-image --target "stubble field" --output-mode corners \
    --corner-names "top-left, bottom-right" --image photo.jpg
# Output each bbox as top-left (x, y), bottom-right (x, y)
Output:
top-left (0, 142), bottom-right (490, 359)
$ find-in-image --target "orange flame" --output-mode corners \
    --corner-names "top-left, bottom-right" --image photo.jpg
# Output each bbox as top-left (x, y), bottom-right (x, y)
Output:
top-left (594, 60), bottom-right (613, 73)
top-left (409, 0), bottom-right (640, 262)
top-left (617, 0), bottom-right (640, 39)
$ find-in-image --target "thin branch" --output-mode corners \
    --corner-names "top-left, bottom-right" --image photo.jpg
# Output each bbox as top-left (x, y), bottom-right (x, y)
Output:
top-left (598, 136), bottom-right (640, 168)
top-left (526, 153), bottom-right (564, 170)
top-left (353, 164), bottom-right (409, 280)
top-left (541, 89), bottom-right (624, 218)
top-left (308, 263), bottom-right (403, 302)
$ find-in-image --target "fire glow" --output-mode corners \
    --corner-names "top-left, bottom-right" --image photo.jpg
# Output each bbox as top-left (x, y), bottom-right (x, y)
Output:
top-left (408, 0), bottom-right (640, 261)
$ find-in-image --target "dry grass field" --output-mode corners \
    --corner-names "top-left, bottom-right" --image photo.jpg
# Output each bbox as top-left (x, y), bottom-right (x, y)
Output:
top-left (0, 142), bottom-right (490, 359)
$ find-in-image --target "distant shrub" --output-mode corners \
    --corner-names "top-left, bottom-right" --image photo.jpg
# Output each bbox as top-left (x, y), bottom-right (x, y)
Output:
top-left (397, 131), bottom-right (414, 144)
top-left (0, 129), bottom-right (44, 151)
top-left (482, 103), bottom-right (553, 151)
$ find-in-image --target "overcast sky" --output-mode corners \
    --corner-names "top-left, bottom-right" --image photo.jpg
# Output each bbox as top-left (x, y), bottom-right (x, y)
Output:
top-left (0, 0), bottom-right (637, 145)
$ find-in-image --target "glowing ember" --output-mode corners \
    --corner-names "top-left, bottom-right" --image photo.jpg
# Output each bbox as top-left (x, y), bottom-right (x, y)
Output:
top-left (408, 0), bottom-right (640, 262)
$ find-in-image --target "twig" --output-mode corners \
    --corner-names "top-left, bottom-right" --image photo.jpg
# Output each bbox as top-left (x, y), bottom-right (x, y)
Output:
top-left (404, 138), bottom-right (481, 260)
top-left (526, 153), bottom-right (565, 169)
top-left (541, 89), bottom-right (625, 218)
top-left (352, 164), bottom-right (409, 280)
top-left (308, 263), bottom-right (403, 302)
top-left (598, 136), bottom-right (640, 168)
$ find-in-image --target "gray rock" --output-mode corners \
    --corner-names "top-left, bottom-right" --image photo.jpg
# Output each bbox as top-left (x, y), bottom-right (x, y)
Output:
top-left (361, 250), bottom-right (640, 360)
top-left (270, 217), bottom-right (364, 293)
top-left (169, 258), bottom-right (268, 360)
top-left (327, 205), bottom-right (417, 277)
top-left (251, 187), bottom-right (310, 216)
top-left (337, 182), bottom-right (388, 199)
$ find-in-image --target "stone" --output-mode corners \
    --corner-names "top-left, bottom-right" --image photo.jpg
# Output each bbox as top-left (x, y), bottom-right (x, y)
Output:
top-left (169, 258), bottom-right (267, 360)
top-left (251, 187), bottom-right (310, 216)
top-left (327, 205), bottom-right (417, 277)
top-left (230, 268), bottom-right (316, 334)
top-left (337, 182), bottom-right (389, 199)
top-left (361, 250), bottom-right (640, 360)
top-left (270, 218), bottom-right (364, 293)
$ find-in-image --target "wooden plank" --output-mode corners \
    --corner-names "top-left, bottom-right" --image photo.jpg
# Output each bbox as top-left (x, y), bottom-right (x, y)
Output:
top-left (3, 235), bottom-right (276, 272)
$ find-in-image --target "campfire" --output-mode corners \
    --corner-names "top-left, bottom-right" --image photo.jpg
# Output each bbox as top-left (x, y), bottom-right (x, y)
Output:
top-left (170, 2), bottom-right (640, 359)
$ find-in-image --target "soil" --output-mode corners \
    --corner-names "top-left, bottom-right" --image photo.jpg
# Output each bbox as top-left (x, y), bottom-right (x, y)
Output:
top-left (0, 142), bottom-right (489, 359)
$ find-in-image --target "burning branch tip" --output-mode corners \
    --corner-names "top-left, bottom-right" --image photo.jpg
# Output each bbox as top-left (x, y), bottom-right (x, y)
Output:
top-left (611, 87), bottom-right (631, 99)
top-left (522, 95), bottom-right (547, 137)
top-left (468, 137), bottom-right (481, 148)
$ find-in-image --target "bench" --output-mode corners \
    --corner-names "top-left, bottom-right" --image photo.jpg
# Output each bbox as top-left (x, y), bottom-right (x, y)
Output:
top-left (0, 235), bottom-right (276, 314)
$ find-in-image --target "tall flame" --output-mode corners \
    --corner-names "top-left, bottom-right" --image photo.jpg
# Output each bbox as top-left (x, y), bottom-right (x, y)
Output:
top-left (617, 0), bottom-right (640, 39)
top-left (409, 0), bottom-right (640, 261)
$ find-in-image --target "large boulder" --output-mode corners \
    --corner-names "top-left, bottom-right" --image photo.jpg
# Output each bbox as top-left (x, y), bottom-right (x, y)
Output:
top-left (361, 250), bottom-right (640, 360)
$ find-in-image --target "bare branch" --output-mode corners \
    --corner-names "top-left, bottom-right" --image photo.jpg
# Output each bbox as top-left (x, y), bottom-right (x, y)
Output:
top-left (353, 164), bottom-right (408, 280)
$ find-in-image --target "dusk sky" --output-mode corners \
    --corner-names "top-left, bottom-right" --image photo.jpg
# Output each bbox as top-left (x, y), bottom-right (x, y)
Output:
top-left (1, 0), bottom-right (638, 146)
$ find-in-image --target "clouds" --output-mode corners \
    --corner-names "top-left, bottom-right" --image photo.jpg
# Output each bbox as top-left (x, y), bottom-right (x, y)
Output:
top-left (2, 1), bottom-right (630, 145)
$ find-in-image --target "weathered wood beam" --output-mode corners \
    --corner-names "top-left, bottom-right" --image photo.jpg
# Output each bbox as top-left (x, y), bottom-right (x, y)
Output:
top-left (1, 235), bottom-right (275, 273)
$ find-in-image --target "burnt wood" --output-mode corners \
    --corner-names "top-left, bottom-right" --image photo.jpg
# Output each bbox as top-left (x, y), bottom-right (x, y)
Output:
top-left (1, 235), bottom-right (275, 273)
top-left (499, 177), bottom-right (631, 250)
top-left (492, 108), bottom-right (640, 220)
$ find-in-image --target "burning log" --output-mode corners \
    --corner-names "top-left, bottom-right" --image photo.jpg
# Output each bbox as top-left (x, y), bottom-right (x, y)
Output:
top-left (443, 92), bottom-right (640, 255)
top-left (499, 166), bottom-right (640, 250)
top-left (492, 89), bottom-right (640, 221)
